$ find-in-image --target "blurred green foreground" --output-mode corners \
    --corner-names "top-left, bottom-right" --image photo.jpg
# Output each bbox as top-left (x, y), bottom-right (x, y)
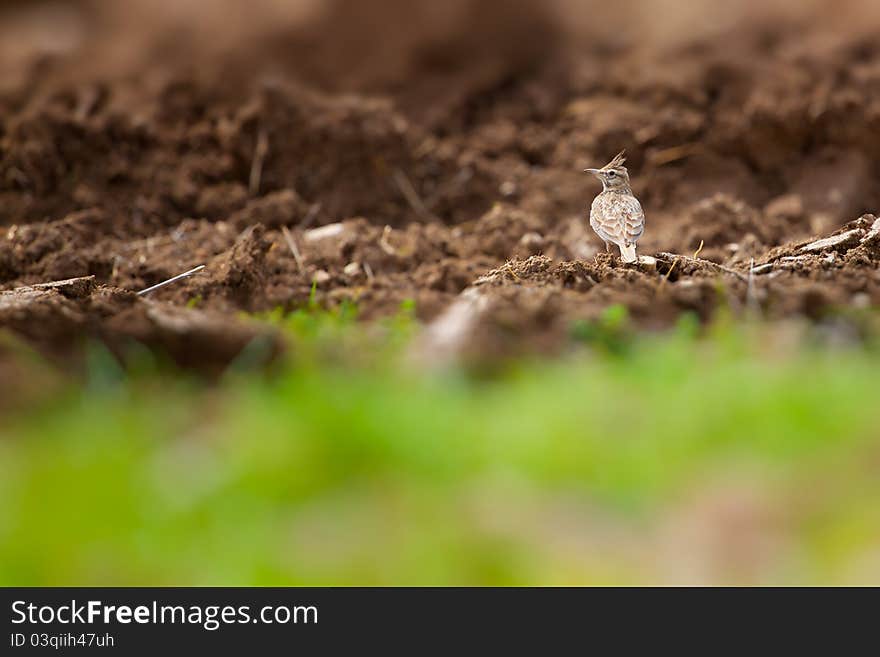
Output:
top-left (1, 306), bottom-right (880, 585)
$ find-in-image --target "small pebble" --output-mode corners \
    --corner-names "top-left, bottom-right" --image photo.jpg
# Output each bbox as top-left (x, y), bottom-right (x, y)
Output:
top-left (518, 232), bottom-right (544, 251)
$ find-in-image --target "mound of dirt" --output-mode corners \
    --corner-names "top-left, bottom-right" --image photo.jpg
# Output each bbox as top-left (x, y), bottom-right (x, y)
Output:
top-left (0, 276), bottom-right (282, 375)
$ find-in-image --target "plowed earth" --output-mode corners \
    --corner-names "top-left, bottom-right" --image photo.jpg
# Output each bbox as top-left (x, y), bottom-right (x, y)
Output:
top-left (2, 0), bottom-right (879, 371)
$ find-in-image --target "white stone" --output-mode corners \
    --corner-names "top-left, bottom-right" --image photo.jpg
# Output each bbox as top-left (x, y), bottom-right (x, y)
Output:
top-left (304, 223), bottom-right (345, 242)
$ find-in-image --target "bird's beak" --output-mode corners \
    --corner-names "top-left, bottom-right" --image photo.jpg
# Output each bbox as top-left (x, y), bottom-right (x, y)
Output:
top-left (584, 168), bottom-right (601, 175)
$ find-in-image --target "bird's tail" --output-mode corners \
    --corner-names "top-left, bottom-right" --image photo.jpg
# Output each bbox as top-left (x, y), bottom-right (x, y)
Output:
top-left (619, 243), bottom-right (637, 263)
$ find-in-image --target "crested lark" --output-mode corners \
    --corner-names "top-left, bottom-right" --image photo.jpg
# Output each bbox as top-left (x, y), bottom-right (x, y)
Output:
top-left (585, 150), bottom-right (645, 263)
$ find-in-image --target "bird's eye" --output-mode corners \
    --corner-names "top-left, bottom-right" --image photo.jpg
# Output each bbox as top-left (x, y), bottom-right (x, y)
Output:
top-left (606, 170), bottom-right (616, 177)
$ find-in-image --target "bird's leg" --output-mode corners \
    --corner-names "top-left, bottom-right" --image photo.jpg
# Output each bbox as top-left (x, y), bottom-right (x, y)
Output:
top-left (604, 241), bottom-right (610, 253)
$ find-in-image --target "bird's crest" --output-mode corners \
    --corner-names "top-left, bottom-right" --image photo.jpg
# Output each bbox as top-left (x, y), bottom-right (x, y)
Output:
top-left (604, 150), bottom-right (626, 170)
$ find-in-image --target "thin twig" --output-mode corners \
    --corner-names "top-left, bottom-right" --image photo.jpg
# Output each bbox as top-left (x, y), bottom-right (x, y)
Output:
top-left (363, 262), bottom-right (375, 282)
top-left (502, 260), bottom-right (521, 281)
top-left (249, 128), bottom-right (269, 196)
top-left (750, 255), bottom-right (819, 275)
top-left (392, 169), bottom-right (431, 219)
top-left (299, 202), bottom-right (322, 229)
top-left (656, 252), bottom-right (748, 282)
top-left (662, 257), bottom-right (678, 284)
top-left (280, 225), bottom-right (304, 272)
top-left (649, 143), bottom-right (700, 166)
top-left (137, 265), bottom-right (205, 297)
top-left (692, 239), bottom-right (704, 259)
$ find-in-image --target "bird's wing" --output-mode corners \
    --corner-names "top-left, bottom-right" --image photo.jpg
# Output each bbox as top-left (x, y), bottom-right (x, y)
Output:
top-left (621, 196), bottom-right (645, 245)
top-left (591, 194), bottom-right (644, 246)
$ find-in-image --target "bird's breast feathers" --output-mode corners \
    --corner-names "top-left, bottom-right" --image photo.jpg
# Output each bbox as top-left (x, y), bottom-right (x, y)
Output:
top-left (590, 192), bottom-right (644, 245)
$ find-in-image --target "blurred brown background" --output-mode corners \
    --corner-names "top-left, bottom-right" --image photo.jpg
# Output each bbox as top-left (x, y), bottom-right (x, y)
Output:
top-left (4, 0), bottom-right (880, 104)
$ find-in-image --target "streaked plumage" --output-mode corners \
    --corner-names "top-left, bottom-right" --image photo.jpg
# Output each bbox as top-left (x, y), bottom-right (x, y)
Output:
top-left (584, 150), bottom-right (645, 263)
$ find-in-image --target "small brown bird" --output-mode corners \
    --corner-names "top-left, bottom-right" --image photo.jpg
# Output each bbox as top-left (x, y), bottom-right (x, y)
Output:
top-left (585, 150), bottom-right (645, 263)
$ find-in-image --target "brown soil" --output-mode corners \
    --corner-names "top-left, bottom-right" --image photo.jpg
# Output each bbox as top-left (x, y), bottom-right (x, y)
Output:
top-left (2, 0), bottom-right (880, 365)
